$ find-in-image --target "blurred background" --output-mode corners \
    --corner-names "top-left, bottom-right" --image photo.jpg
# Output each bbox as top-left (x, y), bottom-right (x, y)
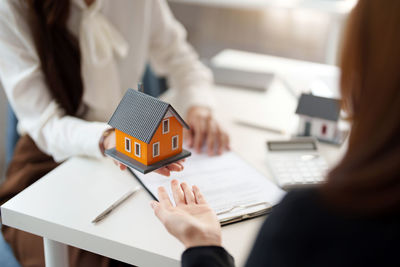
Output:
top-left (0, 0), bottom-right (356, 181)
top-left (1, 89), bottom-right (6, 181)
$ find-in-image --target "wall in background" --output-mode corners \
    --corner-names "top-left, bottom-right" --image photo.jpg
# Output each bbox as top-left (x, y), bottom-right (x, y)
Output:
top-left (169, 4), bottom-right (342, 64)
top-left (0, 86), bottom-right (7, 181)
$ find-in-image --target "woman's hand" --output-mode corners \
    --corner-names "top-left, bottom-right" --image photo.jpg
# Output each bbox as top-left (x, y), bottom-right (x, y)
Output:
top-left (151, 180), bottom-right (221, 248)
top-left (185, 106), bottom-right (230, 155)
top-left (102, 130), bottom-right (185, 176)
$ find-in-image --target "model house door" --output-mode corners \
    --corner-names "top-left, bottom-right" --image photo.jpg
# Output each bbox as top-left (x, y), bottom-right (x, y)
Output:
top-left (304, 121), bottom-right (311, 136)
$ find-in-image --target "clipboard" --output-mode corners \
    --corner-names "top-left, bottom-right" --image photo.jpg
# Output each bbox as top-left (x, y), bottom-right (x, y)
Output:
top-left (128, 150), bottom-right (285, 226)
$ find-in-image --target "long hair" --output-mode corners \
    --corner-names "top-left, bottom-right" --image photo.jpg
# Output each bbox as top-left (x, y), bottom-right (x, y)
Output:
top-left (322, 0), bottom-right (400, 215)
top-left (26, 0), bottom-right (83, 115)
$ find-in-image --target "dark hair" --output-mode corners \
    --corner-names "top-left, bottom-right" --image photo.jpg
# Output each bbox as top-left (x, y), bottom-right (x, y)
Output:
top-left (26, 0), bottom-right (83, 115)
top-left (322, 0), bottom-right (400, 215)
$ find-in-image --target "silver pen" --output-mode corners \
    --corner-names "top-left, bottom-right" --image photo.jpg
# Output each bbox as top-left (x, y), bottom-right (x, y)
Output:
top-left (92, 186), bottom-right (141, 224)
top-left (234, 119), bottom-right (285, 135)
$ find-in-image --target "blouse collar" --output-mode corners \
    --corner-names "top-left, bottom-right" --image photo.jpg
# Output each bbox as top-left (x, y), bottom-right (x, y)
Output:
top-left (73, 0), bottom-right (128, 66)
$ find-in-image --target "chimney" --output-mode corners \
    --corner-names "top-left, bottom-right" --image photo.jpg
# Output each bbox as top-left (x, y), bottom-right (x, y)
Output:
top-left (137, 82), bottom-right (144, 93)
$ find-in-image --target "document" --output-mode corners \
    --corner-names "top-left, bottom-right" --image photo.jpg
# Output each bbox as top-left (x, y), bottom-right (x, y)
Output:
top-left (130, 150), bottom-right (285, 224)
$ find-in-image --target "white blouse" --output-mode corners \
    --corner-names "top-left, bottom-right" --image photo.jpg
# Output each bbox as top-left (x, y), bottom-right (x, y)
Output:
top-left (0, 0), bottom-right (214, 162)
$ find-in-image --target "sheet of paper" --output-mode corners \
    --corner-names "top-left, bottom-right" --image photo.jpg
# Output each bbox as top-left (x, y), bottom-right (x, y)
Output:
top-left (130, 150), bottom-right (285, 223)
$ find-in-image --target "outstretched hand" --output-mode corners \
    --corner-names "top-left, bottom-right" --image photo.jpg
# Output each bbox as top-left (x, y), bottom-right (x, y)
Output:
top-left (151, 180), bottom-right (221, 248)
top-left (103, 130), bottom-right (185, 176)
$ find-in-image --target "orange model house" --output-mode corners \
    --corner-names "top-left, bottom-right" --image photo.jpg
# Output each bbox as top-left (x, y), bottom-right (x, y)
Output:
top-left (105, 88), bottom-right (191, 174)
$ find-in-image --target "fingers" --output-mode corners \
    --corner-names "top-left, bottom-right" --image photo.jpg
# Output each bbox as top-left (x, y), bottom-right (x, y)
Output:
top-left (224, 132), bottom-right (231, 151)
top-left (154, 159), bottom-right (186, 176)
top-left (113, 160), bottom-right (127, 171)
top-left (186, 106), bottom-right (230, 155)
top-left (206, 120), bottom-right (218, 156)
top-left (155, 167), bottom-right (171, 177)
top-left (171, 179), bottom-right (185, 206)
top-left (216, 129), bottom-right (224, 155)
top-left (193, 118), bottom-right (208, 153)
top-left (193, 185), bottom-right (207, 205)
top-left (181, 182), bottom-right (195, 204)
top-left (167, 163), bottom-right (184, 172)
top-left (175, 161), bottom-right (184, 169)
top-left (218, 131), bottom-right (230, 155)
top-left (157, 181), bottom-right (205, 208)
top-left (205, 121), bottom-right (230, 155)
top-left (157, 186), bottom-right (173, 208)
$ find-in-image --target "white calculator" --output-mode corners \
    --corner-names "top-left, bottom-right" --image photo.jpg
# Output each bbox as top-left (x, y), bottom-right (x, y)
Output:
top-left (266, 138), bottom-right (329, 190)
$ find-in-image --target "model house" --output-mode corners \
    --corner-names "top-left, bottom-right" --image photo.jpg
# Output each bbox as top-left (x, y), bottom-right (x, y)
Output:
top-left (295, 93), bottom-right (341, 143)
top-left (105, 88), bottom-right (191, 173)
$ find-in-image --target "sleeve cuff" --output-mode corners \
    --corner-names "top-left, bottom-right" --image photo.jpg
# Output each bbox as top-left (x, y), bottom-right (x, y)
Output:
top-left (182, 246), bottom-right (234, 267)
top-left (84, 122), bottom-right (111, 159)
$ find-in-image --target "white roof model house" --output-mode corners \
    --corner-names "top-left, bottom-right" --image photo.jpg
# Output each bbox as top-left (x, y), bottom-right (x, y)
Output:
top-left (295, 93), bottom-right (341, 144)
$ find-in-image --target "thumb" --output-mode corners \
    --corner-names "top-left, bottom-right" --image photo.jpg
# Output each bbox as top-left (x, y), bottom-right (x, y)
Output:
top-left (150, 201), bottom-right (165, 222)
top-left (150, 201), bottom-right (159, 211)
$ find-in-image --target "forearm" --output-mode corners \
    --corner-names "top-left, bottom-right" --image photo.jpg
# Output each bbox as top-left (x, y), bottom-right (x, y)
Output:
top-left (182, 246), bottom-right (235, 267)
top-left (36, 113), bottom-right (110, 162)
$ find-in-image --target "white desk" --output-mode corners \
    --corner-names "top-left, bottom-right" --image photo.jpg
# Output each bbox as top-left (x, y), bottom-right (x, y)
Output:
top-left (1, 51), bottom-right (346, 267)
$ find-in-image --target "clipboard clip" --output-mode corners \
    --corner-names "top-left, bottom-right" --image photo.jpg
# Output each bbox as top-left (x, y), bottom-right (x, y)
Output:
top-left (216, 201), bottom-right (271, 216)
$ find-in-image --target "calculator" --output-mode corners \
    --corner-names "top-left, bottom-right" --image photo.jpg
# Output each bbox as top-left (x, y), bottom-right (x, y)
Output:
top-left (266, 138), bottom-right (329, 190)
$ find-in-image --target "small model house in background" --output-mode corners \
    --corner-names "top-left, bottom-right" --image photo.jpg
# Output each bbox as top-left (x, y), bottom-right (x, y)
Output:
top-left (105, 88), bottom-right (191, 174)
top-left (295, 93), bottom-right (341, 144)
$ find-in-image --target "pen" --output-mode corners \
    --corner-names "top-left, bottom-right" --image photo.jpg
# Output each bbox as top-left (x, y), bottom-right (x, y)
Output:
top-left (92, 186), bottom-right (141, 224)
top-left (235, 119), bottom-right (285, 135)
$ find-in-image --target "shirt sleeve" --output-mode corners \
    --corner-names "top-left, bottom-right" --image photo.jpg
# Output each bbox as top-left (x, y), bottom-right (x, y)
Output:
top-left (148, 0), bottom-right (216, 115)
top-left (0, 1), bottom-right (110, 162)
top-left (182, 246), bottom-right (235, 267)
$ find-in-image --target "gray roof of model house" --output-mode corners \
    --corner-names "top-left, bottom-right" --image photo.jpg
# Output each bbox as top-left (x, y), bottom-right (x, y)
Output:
top-left (108, 89), bottom-right (190, 144)
top-left (295, 93), bottom-right (341, 122)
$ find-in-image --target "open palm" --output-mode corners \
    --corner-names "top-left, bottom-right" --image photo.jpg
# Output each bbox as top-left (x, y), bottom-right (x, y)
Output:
top-left (151, 180), bottom-right (221, 248)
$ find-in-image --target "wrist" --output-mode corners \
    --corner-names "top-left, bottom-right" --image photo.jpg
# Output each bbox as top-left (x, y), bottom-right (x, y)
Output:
top-left (187, 106), bottom-right (212, 120)
top-left (183, 227), bottom-right (222, 248)
top-left (99, 128), bottom-right (114, 156)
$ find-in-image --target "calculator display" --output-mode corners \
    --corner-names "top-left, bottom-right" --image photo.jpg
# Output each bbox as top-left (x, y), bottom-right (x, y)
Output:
top-left (268, 141), bottom-right (317, 151)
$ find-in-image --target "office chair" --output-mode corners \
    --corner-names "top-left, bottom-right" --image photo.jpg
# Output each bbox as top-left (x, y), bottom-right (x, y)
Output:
top-left (1, 90), bottom-right (21, 267)
top-left (0, 65), bottom-right (166, 267)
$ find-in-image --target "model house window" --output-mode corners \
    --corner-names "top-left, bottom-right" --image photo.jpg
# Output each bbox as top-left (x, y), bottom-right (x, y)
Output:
top-left (172, 135), bottom-right (178, 150)
top-left (162, 119), bottom-right (169, 134)
top-left (153, 142), bottom-right (160, 158)
top-left (125, 137), bottom-right (131, 153)
top-left (134, 142), bottom-right (141, 158)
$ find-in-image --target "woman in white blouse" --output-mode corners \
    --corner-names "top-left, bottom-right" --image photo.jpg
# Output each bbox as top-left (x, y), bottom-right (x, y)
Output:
top-left (0, 0), bottom-right (229, 266)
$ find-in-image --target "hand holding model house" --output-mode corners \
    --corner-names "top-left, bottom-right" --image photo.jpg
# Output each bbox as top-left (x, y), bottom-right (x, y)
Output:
top-left (104, 87), bottom-right (192, 175)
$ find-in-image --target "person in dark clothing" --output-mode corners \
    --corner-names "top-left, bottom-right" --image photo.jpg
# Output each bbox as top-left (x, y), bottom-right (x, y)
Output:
top-left (150, 0), bottom-right (400, 266)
